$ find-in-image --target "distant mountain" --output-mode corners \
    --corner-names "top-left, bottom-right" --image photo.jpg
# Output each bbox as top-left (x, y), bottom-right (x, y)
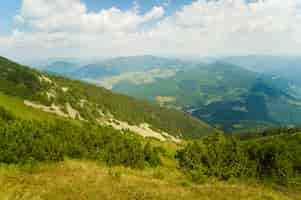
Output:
top-left (221, 56), bottom-right (301, 85)
top-left (70, 63), bottom-right (118, 79)
top-left (43, 61), bottom-right (80, 76)
top-left (96, 55), bottom-right (193, 72)
top-left (70, 55), bottom-right (198, 79)
top-left (0, 56), bottom-right (217, 139)
top-left (112, 62), bottom-right (301, 132)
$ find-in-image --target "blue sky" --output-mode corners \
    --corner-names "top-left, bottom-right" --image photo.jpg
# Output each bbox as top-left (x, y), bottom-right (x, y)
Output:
top-left (0, 0), bottom-right (193, 35)
top-left (0, 0), bottom-right (301, 60)
top-left (0, 0), bottom-right (19, 34)
top-left (84, 0), bottom-right (193, 13)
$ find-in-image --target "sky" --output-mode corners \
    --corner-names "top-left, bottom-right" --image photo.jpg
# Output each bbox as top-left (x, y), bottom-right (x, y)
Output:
top-left (0, 0), bottom-right (301, 61)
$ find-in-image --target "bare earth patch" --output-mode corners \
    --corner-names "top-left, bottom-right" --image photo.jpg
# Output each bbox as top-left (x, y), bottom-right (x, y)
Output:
top-left (104, 119), bottom-right (181, 143)
top-left (24, 101), bottom-right (84, 120)
top-left (24, 100), bottom-right (69, 118)
top-left (24, 100), bottom-right (179, 142)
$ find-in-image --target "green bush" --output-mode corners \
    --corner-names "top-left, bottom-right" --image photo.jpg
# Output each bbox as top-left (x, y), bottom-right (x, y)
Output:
top-left (144, 142), bottom-right (161, 167)
top-left (245, 140), bottom-right (294, 184)
top-left (177, 133), bottom-right (301, 185)
top-left (0, 106), bottom-right (15, 121)
top-left (177, 134), bottom-right (248, 181)
top-left (0, 106), bottom-right (161, 169)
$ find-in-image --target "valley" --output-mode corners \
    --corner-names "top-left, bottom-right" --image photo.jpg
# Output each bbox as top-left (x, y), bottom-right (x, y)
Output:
top-left (97, 61), bottom-right (301, 132)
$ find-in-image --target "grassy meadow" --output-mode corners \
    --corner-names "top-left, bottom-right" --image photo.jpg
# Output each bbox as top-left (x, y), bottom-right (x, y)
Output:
top-left (1, 160), bottom-right (300, 200)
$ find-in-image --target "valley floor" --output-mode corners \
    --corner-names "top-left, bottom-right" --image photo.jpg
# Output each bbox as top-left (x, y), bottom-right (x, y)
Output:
top-left (0, 160), bottom-right (300, 200)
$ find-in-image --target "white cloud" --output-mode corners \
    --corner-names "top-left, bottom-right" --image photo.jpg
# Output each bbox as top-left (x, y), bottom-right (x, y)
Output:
top-left (1, 0), bottom-right (301, 60)
top-left (149, 0), bottom-right (301, 55)
top-left (15, 0), bottom-right (164, 33)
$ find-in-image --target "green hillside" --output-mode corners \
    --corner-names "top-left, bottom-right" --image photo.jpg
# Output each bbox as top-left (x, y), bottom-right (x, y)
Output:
top-left (0, 108), bottom-right (300, 200)
top-left (0, 56), bottom-right (301, 199)
top-left (112, 63), bottom-right (301, 132)
top-left (0, 56), bottom-right (217, 139)
top-left (0, 92), bottom-right (65, 122)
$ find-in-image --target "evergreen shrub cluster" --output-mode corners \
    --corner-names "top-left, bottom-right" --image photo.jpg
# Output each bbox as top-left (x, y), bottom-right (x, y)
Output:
top-left (0, 106), bottom-right (161, 168)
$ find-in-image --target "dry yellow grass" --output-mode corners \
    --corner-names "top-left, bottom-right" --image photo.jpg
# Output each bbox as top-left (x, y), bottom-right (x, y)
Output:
top-left (0, 160), bottom-right (300, 200)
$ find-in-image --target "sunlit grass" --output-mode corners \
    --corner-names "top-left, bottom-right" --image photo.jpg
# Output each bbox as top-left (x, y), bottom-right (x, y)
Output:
top-left (0, 92), bottom-right (60, 121)
top-left (0, 160), bottom-right (300, 200)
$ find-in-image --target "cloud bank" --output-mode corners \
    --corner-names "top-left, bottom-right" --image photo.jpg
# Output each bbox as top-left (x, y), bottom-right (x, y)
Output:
top-left (1, 0), bottom-right (301, 60)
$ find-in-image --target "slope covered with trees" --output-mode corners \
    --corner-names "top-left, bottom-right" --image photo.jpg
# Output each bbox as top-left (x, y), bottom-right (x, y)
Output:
top-left (113, 62), bottom-right (301, 132)
top-left (221, 56), bottom-right (301, 85)
top-left (0, 56), bottom-right (217, 139)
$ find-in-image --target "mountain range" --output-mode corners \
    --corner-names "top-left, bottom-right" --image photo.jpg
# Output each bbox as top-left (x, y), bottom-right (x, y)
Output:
top-left (39, 55), bottom-right (301, 132)
top-left (42, 56), bottom-right (198, 81)
top-left (111, 61), bottom-right (301, 132)
top-left (43, 61), bottom-right (81, 75)
top-left (221, 56), bottom-right (301, 85)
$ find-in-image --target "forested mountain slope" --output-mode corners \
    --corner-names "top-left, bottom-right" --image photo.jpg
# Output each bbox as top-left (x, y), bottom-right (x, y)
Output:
top-left (0, 56), bottom-right (217, 139)
top-left (221, 56), bottom-right (301, 85)
top-left (112, 62), bottom-right (301, 132)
